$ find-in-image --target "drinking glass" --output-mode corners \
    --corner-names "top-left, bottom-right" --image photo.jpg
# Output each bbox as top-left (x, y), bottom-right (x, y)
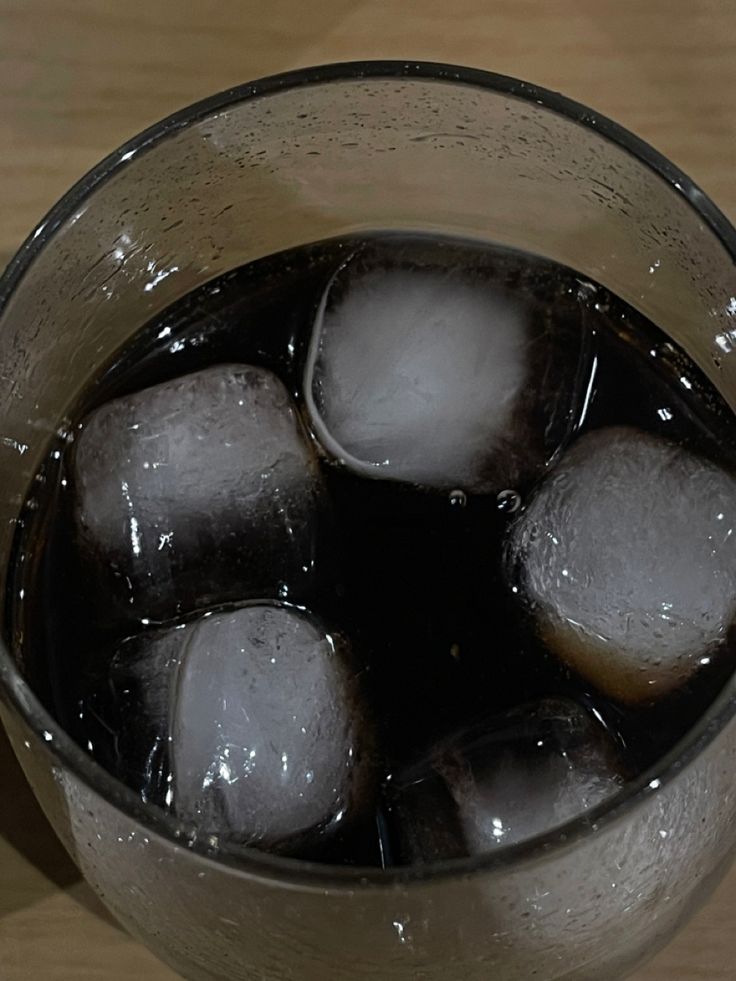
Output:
top-left (1, 62), bottom-right (736, 981)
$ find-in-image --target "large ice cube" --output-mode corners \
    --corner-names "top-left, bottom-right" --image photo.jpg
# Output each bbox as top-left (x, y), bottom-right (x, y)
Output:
top-left (507, 426), bottom-right (736, 704)
top-left (170, 604), bottom-right (375, 852)
top-left (304, 248), bottom-right (589, 493)
top-left (392, 698), bottom-right (624, 863)
top-left (72, 364), bottom-right (322, 625)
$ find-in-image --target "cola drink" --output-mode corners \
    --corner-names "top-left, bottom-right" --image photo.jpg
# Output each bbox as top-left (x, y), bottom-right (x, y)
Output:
top-left (9, 233), bottom-right (736, 866)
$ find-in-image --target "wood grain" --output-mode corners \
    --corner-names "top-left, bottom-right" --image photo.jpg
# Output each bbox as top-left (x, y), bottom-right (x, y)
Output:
top-left (1, 1), bottom-right (735, 978)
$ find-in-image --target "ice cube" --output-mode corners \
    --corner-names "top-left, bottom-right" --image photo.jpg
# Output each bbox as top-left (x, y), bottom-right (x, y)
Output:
top-left (392, 698), bottom-right (624, 863)
top-left (78, 626), bottom-right (188, 806)
top-left (449, 700), bottom-right (625, 854)
top-left (507, 426), bottom-right (736, 703)
top-left (304, 249), bottom-right (589, 493)
top-left (72, 364), bottom-right (322, 625)
top-left (170, 604), bottom-right (375, 852)
top-left (388, 769), bottom-right (468, 866)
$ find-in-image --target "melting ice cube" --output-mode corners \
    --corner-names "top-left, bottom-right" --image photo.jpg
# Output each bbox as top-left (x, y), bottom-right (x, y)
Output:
top-left (507, 426), bottom-right (736, 703)
top-left (170, 604), bottom-right (375, 852)
top-left (392, 698), bottom-right (625, 862)
top-left (72, 364), bottom-right (322, 625)
top-left (304, 249), bottom-right (590, 494)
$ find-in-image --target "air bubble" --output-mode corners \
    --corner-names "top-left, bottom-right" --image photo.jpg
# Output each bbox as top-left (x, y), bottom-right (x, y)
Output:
top-left (449, 489), bottom-right (467, 508)
top-left (497, 489), bottom-right (521, 513)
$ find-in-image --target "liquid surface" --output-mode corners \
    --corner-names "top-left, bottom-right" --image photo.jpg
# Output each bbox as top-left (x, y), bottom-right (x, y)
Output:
top-left (9, 232), bottom-right (736, 867)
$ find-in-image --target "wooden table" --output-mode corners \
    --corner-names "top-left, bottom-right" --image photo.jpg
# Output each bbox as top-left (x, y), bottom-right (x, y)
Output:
top-left (1, 1), bottom-right (735, 977)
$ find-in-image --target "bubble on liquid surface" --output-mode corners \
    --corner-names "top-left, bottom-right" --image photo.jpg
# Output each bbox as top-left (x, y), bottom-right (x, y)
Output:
top-left (449, 489), bottom-right (467, 508)
top-left (496, 489), bottom-right (521, 514)
top-left (304, 247), bottom-right (591, 493)
top-left (506, 426), bottom-right (736, 703)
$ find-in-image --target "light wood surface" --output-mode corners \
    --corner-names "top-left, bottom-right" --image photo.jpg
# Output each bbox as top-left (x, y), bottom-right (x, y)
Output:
top-left (1, 2), bottom-right (736, 978)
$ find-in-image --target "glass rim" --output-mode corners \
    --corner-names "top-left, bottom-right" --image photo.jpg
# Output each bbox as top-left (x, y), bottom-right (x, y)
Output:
top-left (2, 59), bottom-right (736, 891)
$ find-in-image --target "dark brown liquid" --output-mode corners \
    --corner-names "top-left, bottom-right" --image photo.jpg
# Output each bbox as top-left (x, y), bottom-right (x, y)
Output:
top-left (8, 233), bottom-right (736, 866)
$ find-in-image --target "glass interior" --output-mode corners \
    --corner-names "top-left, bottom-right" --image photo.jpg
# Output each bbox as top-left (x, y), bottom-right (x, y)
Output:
top-left (1, 63), bottom-right (736, 886)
